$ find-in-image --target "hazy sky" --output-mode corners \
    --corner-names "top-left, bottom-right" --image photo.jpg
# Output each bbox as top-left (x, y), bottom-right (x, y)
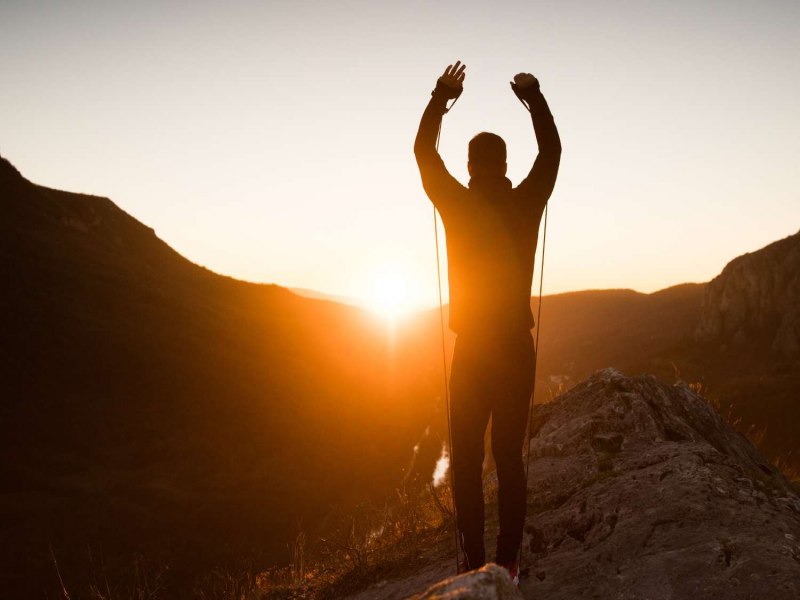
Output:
top-left (2, 0), bottom-right (799, 310)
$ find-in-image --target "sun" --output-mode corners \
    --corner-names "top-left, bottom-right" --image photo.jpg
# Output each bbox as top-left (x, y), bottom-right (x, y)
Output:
top-left (368, 271), bottom-right (410, 319)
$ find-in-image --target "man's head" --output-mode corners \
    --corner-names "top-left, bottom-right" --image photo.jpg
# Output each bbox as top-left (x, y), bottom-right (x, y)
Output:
top-left (468, 132), bottom-right (507, 178)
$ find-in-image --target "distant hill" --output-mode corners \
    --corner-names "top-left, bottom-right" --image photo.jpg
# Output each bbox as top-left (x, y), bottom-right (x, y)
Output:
top-left (289, 286), bottom-right (361, 306)
top-left (417, 283), bottom-right (706, 385)
top-left (531, 284), bottom-right (706, 389)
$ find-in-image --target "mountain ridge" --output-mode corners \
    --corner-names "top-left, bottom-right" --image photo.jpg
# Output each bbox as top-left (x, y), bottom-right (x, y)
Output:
top-left (696, 228), bottom-right (800, 360)
top-left (1, 155), bottom-right (436, 597)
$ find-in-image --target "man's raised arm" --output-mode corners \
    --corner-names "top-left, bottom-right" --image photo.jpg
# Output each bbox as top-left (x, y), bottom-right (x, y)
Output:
top-left (414, 61), bottom-right (466, 210)
top-left (513, 73), bottom-right (562, 203)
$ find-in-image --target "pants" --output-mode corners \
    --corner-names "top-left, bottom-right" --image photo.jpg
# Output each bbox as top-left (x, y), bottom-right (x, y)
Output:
top-left (449, 329), bottom-right (535, 569)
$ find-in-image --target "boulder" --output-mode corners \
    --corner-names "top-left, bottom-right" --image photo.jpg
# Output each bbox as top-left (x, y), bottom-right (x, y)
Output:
top-left (413, 564), bottom-right (522, 600)
top-left (520, 368), bottom-right (800, 599)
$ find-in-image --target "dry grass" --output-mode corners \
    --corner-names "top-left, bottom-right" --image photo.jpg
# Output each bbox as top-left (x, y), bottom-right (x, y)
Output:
top-left (295, 481), bottom-right (451, 599)
top-left (46, 465), bottom-right (455, 600)
top-left (50, 547), bottom-right (168, 600)
top-left (692, 380), bottom-right (799, 485)
top-left (774, 453), bottom-right (800, 486)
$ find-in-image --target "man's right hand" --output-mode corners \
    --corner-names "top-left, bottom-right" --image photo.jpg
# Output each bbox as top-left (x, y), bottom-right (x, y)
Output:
top-left (511, 72), bottom-right (541, 103)
top-left (436, 60), bottom-right (466, 100)
top-left (512, 72), bottom-right (539, 91)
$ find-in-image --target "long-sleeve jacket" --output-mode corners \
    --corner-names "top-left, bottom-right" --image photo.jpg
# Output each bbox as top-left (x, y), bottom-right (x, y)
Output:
top-left (414, 82), bottom-right (561, 335)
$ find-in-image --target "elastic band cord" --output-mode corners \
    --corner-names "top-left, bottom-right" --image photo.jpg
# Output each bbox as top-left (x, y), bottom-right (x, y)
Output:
top-left (432, 82), bottom-right (463, 115)
top-left (444, 93), bottom-right (461, 114)
top-left (510, 82), bottom-right (533, 113)
top-left (433, 114), bottom-right (461, 573)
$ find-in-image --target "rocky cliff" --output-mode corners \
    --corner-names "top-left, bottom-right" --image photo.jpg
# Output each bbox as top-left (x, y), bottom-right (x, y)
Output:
top-left (348, 369), bottom-right (800, 599)
top-left (518, 368), bottom-right (799, 599)
top-left (695, 230), bottom-right (800, 360)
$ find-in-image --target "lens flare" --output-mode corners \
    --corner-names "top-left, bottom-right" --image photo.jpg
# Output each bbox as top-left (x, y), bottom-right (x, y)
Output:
top-left (432, 444), bottom-right (450, 487)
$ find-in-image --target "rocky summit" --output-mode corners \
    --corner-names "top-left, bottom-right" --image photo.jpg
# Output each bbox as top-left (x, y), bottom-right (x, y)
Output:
top-left (361, 369), bottom-right (800, 600)
top-left (518, 368), bottom-right (800, 599)
top-left (414, 564), bottom-right (522, 600)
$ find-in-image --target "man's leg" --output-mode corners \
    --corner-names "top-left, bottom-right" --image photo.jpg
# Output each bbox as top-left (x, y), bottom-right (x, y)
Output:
top-left (490, 332), bottom-right (535, 566)
top-left (449, 334), bottom-right (492, 570)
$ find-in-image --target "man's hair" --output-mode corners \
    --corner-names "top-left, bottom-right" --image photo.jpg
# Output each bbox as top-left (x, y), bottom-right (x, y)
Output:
top-left (468, 132), bottom-right (506, 174)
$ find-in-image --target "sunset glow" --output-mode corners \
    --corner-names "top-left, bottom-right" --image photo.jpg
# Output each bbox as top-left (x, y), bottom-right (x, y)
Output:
top-left (1, 1), bottom-right (798, 304)
top-left (367, 269), bottom-right (412, 319)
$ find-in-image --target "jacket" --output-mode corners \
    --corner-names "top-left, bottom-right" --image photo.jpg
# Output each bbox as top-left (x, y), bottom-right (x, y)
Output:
top-left (414, 80), bottom-right (561, 335)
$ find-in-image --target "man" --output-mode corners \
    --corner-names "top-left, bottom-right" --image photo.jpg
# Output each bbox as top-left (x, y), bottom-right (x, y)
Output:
top-left (414, 61), bottom-right (561, 580)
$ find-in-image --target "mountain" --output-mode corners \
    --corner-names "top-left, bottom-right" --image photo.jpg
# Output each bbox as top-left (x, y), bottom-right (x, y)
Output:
top-left (0, 156), bottom-right (442, 597)
top-left (696, 230), bottom-right (800, 360)
top-left (686, 230), bottom-right (800, 472)
top-left (531, 284), bottom-right (706, 390)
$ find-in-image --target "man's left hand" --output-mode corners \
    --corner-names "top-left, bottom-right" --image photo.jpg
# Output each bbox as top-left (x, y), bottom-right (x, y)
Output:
top-left (437, 60), bottom-right (466, 99)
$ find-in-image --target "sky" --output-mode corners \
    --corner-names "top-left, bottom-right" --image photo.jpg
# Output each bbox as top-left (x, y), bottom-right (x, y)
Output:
top-left (2, 0), bottom-right (799, 312)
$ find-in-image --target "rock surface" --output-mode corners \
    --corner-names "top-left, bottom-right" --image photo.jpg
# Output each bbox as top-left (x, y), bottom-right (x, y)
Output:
top-left (695, 229), bottom-right (800, 359)
top-left (412, 564), bottom-right (522, 600)
top-left (344, 369), bottom-right (800, 599)
top-left (519, 368), bottom-right (800, 599)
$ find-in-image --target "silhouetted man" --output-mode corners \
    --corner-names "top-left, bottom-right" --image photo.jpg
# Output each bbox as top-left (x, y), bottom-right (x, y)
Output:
top-left (414, 61), bottom-right (561, 580)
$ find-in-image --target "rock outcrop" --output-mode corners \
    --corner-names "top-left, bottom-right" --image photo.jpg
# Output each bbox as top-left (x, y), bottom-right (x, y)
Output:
top-left (519, 368), bottom-right (799, 599)
top-left (374, 369), bottom-right (800, 600)
top-left (695, 230), bottom-right (800, 359)
top-left (413, 564), bottom-right (522, 600)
